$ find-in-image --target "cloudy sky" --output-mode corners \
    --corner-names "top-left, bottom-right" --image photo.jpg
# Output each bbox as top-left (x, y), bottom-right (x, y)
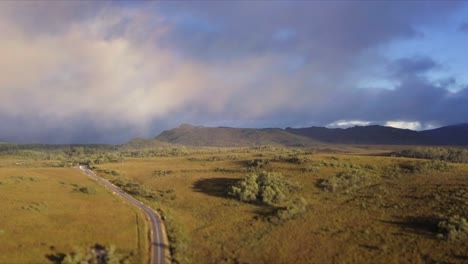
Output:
top-left (1, 1), bottom-right (468, 143)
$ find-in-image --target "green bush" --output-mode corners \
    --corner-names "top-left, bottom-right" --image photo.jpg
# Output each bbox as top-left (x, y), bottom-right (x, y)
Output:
top-left (398, 160), bottom-right (450, 174)
top-left (245, 159), bottom-right (270, 169)
top-left (110, 178), bottom-right (160, 201)
top-left (229, 171), bottom-right (298, 205)
top-left (393, 147), bottom-right (468, 163)
top-left (54, 244), bottom-right (130, 264)
top-left (272, 197), bottom-right (308, 222)
top-left (437, 215), bottom-right (468, 241)
top-left (271, 155), bottom-right (308, 164)
top-left (319, 169), bottom-right (370, 192)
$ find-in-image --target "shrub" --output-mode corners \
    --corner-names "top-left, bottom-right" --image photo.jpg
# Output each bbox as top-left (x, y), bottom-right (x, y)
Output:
top-left (301, 165), bottom-right (321, 173)
top-left (110, 178), bottom-right (160, 201)
top-left (245, 159), bottom-right (270, 169)
top-left (272, 197), bottom-right (308, 222)
top-left (284, 156), bottom-right (308, 164)
top-left (51, 244), bottom-right (130, 264)
top-left (153, 170), bottom-right (173, 177)
top-left (319, 169), bottom-right (370, 192)
top-left (437, 215), bottom-right (468, 241)
top-left (398, 160), bottom-right (450, 174)
top-left (77, 186), bottom-right (96, 195)
top-left (229, 171), bottom-right (298, 205)
top-left (393, 147), bottom-right (468, 164)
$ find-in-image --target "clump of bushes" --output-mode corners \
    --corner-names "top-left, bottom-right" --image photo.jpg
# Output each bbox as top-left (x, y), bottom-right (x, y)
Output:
top-left (110, 178), bottom-right (160, 201)
top-left (153, 170), bottom-right (173, 176)
top-left (94, 168), bottom-right (121, 176)
top-left (271, 155), bottom-right (308, 164)
top-left (245, 159), bottom-right (270, 169)
top-left (398, 160), bottom-right (450, 174)
top-left (384, 160), bottom-right (451, 178)
top-left (49, 244), bottom-right (131, 264)
top-left (318, 169), bottom-right (370, 192)
top-left (228, 171), bottom-right (299, 205)
top-left (122, 147), bottom-right (188, 158)
top-left (10, 176), bottom-right (39, 182)
top-left (271, 197), bottom-right (308, 222)
top-left (393, 147), bottom-right (468, 164)
top-left (437, 215), bottom-right (468, 241)
top-left (76, 186), bottom-right (96, 195)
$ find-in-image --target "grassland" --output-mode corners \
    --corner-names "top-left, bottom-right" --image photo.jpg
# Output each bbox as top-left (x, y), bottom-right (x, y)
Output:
top-left (94, 146), bottom-right (468, 264)
top-left (0, 157), bottom-right (147, 263)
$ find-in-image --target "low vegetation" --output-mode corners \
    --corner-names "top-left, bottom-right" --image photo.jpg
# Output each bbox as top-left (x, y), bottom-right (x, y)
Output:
top-left (318, 168), bottom-right (371, 192)
top-left (271, 197), bottom-right (308, 222)
top-left (228, 171), bottom-right (299, 205)
top-left (437, 215), bottom-right (468, 241)
top-left (397, 160), bottom-right (451, 174)
top-left (110, 177), bottom-right (161, 201)
top-left (3, 144), bottom-right (468, 264)
top-left (48, 244), bottom-right (131, 264)
top-left (0, 167), bottom-right (145, 263)
top-left (393, 147), bottom-right (468, 163)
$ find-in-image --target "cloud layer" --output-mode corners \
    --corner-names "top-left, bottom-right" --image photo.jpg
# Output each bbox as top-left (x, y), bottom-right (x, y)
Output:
top-left (0, 1), bottom-right (467, 143)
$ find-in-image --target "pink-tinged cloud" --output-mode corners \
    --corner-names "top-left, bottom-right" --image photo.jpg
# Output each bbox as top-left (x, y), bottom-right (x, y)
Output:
top-left (0, 1), bottom-right (467, 143)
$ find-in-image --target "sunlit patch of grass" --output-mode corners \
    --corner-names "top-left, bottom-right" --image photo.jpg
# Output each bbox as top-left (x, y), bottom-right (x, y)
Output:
top-left (0, 167), bottom-right (146, 263)
top-left (95, 147), bottom-right (468, 264)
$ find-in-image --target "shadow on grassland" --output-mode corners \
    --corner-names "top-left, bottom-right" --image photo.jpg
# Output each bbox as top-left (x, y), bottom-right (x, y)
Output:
top-left (381, 216), bottom-right (442, 239)
top-left (46, 244), bottom-right (133, 264)
top-left (192, 178), bottom-right (239, 198)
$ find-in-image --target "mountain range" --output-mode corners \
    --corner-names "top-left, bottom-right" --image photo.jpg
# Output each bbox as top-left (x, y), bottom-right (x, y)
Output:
top-left (151, 123), bottom-right (468, 147)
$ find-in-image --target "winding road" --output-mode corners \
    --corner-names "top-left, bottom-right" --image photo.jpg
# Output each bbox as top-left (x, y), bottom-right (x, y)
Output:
top-left (78, 165), bottom-right (168, 264)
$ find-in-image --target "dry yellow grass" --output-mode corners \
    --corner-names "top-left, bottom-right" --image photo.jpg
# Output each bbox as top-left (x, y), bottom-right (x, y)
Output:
top-left (97, 148), bottom-right (468, 264)
top-left (0, 162), bottom-right (147, 263)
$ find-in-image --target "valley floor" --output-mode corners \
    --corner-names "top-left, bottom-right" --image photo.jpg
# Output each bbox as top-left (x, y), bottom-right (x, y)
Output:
top-left (95, 147), bottom-right (468, 264)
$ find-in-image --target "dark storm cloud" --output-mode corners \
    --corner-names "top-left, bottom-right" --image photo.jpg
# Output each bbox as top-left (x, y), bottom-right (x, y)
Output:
top-left (390, 56), bottom-right (439, 78)
top-left (0, 1), bottom-right (467, 143)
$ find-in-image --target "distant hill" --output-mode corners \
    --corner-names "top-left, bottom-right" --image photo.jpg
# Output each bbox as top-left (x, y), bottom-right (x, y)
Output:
top-left (122, 138), bottom-right (174, 150)
top-left (285, 125), bottom-right (429, 145)
top-left (151, 123), bottom-right (468, 147)
top-left (420, 123), bottom-right (468, 146)
top-left (154, 124), bottom-right (317, 147)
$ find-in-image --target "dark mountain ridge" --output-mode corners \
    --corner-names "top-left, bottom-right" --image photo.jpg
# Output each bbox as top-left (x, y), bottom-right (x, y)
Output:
top-left (153, 123), bottom-right (468, 147)
top-left (420, 123), bottom-right (468, 146)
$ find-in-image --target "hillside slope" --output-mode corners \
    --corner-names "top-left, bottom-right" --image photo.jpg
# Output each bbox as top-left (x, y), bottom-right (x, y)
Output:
top-left (285, 125), bottom-right (429, 145)
top-left (420, 123), bottom-right (468, 146)
top-left (155, 124), bottom-right (317, 147)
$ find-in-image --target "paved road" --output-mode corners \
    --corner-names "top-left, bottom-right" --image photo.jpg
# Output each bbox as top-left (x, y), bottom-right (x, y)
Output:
top-left (78, 165), bottom-right (166, 264)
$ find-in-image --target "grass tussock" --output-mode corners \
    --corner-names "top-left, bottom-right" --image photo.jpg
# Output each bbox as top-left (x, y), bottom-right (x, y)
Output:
top-left (270, 197), bottom-right (308, 223)
top-left (437, 215), bottom-right (468, 241)
top-left (318, 168), bottom-right (371, 192)
top-left (47, 244), bottom-right (133, 264)
top-left (393, 147), bottom-right (468, 164)
top-left (398, 160), bottom-right (451, 174)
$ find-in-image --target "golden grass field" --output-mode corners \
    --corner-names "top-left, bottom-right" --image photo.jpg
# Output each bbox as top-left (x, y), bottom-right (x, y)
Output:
top-left (0, 157), bottom-right (147, 264)
top-left (95, 147), bottom-right (468, 264)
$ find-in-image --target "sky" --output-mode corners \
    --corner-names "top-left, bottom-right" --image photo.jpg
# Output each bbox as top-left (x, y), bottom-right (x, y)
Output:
top-left (1, 1), bottom-right (468, 144)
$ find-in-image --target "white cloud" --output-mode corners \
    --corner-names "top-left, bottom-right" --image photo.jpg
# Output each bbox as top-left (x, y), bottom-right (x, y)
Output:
top-left (327, 120), bottom-right (371, 128)
top-left (385, 121), bottom-right (422, 130)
